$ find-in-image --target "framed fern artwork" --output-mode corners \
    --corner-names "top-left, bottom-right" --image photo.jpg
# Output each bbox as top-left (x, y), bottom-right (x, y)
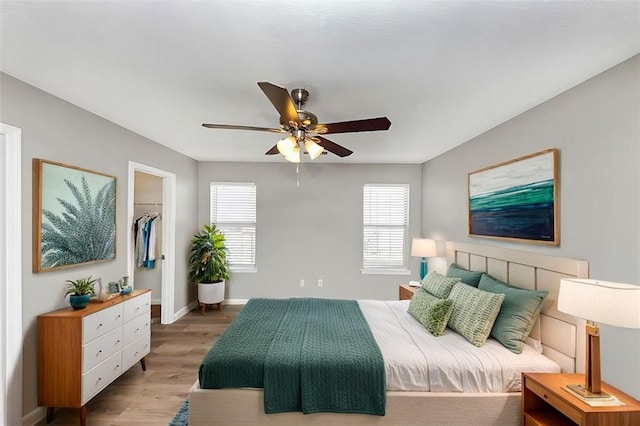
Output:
top-left (32, 159), bottom-right (117, 272)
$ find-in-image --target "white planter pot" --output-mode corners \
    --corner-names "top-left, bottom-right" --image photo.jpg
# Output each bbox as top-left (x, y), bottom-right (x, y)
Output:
top-left (198, 280), bottom-right (225, 304)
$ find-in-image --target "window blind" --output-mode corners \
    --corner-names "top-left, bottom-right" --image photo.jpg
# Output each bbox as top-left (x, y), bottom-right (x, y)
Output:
top-left (363, 184), bottom-right (409, 270)
top-left (210, 182), bottom-right (256, 270)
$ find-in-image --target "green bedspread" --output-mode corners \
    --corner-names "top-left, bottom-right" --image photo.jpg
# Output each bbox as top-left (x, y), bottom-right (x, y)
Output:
top-left (198, 298), bottom-right (386, 415)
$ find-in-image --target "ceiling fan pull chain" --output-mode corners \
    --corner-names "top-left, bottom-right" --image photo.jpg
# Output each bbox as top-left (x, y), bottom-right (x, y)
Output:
top-left (296, 163), bottom-right (300, 187)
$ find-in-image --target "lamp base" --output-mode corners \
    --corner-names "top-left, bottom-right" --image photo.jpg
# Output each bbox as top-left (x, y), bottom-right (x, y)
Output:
top-left (420, 258), bottom-right (428, 281)
top-left (566, 383), bottom-right (610, 399)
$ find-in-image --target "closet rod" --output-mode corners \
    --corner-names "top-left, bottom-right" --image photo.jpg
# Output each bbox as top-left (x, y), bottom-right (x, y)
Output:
top-left (134, 202), bottom-right (163, 206)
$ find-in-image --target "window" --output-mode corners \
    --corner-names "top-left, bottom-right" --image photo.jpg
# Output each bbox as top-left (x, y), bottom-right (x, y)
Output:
top-left (210, 182), bottom-right (256, 271)
top-left (362, 184), bottom-right (410, 274)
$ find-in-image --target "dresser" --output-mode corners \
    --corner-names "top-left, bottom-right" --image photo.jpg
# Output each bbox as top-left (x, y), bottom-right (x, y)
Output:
top-left (38, 289), bottom-right (151, 425)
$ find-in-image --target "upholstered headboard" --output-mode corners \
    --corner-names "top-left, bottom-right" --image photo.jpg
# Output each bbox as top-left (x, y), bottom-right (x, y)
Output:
top-left (445, 242), bottom-right (588, 373)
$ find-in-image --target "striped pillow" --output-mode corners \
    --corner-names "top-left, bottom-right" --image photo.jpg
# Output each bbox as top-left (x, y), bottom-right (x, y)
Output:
top-left (421, 271), bottom-right (460, 299)
top-left (447, 282), bottom-right (505, 347)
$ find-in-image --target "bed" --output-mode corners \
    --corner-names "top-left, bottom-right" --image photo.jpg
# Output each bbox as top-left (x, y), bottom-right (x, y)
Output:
top-left (189, 242), bottom-right (588, 425)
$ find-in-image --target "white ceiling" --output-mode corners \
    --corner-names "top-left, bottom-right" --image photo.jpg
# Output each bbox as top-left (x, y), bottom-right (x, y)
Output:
top-left (1, 1), bottom-right (639, 164)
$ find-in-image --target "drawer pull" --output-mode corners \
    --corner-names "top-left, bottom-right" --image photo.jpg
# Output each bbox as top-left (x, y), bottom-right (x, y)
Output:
top-left (115, 340), bottom-right (120, 345)
top-left (96, 377), bottom-right (102, 385)
top-left (135, 328), bottom-right (139, 333)
top-left (96, 350), bottom-right (102, 356)
top-left (97, 323), bottom-right (103, 329)
top-left (116, 314), bottom-right (121, 319)
top-left (136, 307), bottom-right (140, 311)
top-left (134, 351), bottom-right (139, 356)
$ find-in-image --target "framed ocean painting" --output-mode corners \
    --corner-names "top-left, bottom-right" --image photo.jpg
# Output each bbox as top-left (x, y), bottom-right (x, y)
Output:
top-left (468, 148), bottom-right (559, 245)
top-left (32, 159), bottom-right (117, 272)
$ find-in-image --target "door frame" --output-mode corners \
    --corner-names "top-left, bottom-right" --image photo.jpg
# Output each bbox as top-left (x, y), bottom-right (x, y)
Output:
top-left (127, 161), bottom-right (176, 324)
top-left (1, 123), bottom-right (22, 425)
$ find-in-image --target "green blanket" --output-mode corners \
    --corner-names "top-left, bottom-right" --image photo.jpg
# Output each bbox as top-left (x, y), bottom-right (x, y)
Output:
top-left (198, 298), bottom-right (386, 415)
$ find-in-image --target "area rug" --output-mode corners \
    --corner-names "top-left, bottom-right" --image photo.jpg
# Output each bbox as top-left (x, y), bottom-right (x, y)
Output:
top-left (168, 397), bottom-right (189, 426)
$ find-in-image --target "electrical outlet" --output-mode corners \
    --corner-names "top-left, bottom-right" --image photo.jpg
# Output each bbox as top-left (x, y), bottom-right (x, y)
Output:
top-left (318, 279), bottom-right (323, 288)
top-left (300, 279), bottom-right (305, 287)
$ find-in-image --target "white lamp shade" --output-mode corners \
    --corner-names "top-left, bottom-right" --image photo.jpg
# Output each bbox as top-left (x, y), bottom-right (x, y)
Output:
top-left (558, 278), bottom-right (640, 329)
top-left (277, 136), bottom-right (297, 156)
top-left (304, 139), bottom-right (324, 160)
top-left (284, 146), bottom-right (301, 163)
top-left (411, 238), bottom-right (437, 257)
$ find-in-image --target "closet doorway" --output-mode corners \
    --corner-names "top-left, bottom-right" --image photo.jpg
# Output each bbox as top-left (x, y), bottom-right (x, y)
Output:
top-left (127, 162), bottom-right (176, 324)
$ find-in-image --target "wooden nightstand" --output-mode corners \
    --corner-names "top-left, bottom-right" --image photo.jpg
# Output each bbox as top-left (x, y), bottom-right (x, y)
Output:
top-left (399, 284), bottom-right (419, 300)
top-left (522, 373), bottom-right (640, 426)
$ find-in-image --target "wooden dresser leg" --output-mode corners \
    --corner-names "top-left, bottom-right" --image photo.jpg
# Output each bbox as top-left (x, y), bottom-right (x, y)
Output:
top-left (79, 405), bottom-right (87, 426)
top-left (216, 302), bottom-right (223, 312)
top-left (140, 357), bottom-right (147, 371)
top-left (46, 407), bottom-right (54, 423)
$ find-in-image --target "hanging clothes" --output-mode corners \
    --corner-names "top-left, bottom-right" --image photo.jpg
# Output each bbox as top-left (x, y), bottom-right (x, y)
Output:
top-left (134, 213), bottom-right (160, 269)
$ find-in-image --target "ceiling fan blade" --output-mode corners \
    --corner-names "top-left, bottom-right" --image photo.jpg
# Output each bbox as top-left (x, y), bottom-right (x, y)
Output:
top-left (312, 117), bottom-right (391, 135)
top-left (257, 82), bottom-right (301, 126)
top-left (314, 136), bottom-right (353, 157)
top-left (202, 123), bottom-right (285, 133)
top-left (265, 144), bottom-right (279, 155)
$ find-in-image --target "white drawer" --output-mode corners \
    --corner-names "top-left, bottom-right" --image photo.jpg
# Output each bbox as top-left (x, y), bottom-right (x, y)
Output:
top-left (123, 313), bottom-right (150, 346)
top-left (122, 333), bottom-right (150, 370)
top-left (83, 304), bottom-right (124, 344)
top-left (82, 326), bottom-right (123, 372)
top-left (123, 292), bottom-right (151, 322)
top-left (81, 351), bottom-right (122, 405)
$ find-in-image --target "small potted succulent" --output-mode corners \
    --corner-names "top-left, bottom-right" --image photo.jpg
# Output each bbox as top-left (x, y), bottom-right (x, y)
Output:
top-left (65, 276), bottom-right (96, 309)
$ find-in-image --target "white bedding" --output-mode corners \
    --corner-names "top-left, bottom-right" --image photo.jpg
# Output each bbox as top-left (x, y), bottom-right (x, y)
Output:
top-left (359, 300), bottom-right (560, 393)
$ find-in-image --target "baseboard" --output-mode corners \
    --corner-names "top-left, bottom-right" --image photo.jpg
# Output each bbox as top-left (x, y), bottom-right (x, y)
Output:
top-left (22, 406), bottom-right (44, 426)
top-left (225, 298), bottom-right (249, 305)
top-left (173, 300), bottom-right (199, 321)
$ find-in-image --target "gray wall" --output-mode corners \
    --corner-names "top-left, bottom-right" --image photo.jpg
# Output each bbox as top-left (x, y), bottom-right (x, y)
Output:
top-left (0, 73), bottom-right (199, 417)
top-left (421, 55), bottom-right (640, 398)
top-left (197, 162), bottom-right (423, 301)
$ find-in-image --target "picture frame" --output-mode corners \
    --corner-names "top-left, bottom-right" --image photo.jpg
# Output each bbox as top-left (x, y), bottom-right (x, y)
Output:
top-left (32, 159), bottom-right (117, 272)
top-left (468, 148), bottom-right (559, 245)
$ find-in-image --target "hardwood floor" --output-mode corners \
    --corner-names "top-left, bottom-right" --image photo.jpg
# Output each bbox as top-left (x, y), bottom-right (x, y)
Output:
top-left (36, 304), bottom-right (242, 426)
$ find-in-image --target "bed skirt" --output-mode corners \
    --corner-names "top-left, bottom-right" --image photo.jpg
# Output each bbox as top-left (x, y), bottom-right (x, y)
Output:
top-left (188, 382), bottom-right (521, 426)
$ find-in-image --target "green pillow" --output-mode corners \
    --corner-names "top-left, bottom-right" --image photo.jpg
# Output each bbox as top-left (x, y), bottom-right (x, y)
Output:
top-left (446, 263), bottom-right (483, 287)
top-left (478, 274), bottom-right (548, 354)
top-left (407, 289), bottom-right (454, 336)
top-left (421, 271), bottom-right (460, 299)
top-left (447, 282), bottom-right (504, 347)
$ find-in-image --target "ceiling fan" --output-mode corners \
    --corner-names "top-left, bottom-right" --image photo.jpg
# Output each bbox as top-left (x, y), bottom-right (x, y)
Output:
top-left (202, 82), bottom-right (391, 162)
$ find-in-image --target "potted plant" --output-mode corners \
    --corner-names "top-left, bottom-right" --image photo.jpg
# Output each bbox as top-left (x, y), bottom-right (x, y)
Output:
top-left (65, 276), bottom-right (96, 309)
top-left (188, 224), bottom-right (230, 313)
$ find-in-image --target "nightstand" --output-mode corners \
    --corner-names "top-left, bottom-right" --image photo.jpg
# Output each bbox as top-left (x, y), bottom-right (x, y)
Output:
top-left (399, 284), bottom-right (418, 300)
top-left (522, 372), bottom-right (640, 426)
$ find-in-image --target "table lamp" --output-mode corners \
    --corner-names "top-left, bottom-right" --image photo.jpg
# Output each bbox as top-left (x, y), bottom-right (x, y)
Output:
top-left (411, 238), bottom-right (437, 280)
top-left (558, 278), bottom-right (640, 398)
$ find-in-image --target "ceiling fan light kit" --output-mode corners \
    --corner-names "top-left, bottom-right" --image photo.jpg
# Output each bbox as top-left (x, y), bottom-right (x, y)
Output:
top-left (202, 82), bottom-right (391, 162)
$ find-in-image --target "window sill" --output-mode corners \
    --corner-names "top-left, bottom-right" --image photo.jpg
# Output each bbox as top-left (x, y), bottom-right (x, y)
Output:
top-left (361, 268), bottom-right (411, 276)
top-left (229, 267), bottom-right (257, 274)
